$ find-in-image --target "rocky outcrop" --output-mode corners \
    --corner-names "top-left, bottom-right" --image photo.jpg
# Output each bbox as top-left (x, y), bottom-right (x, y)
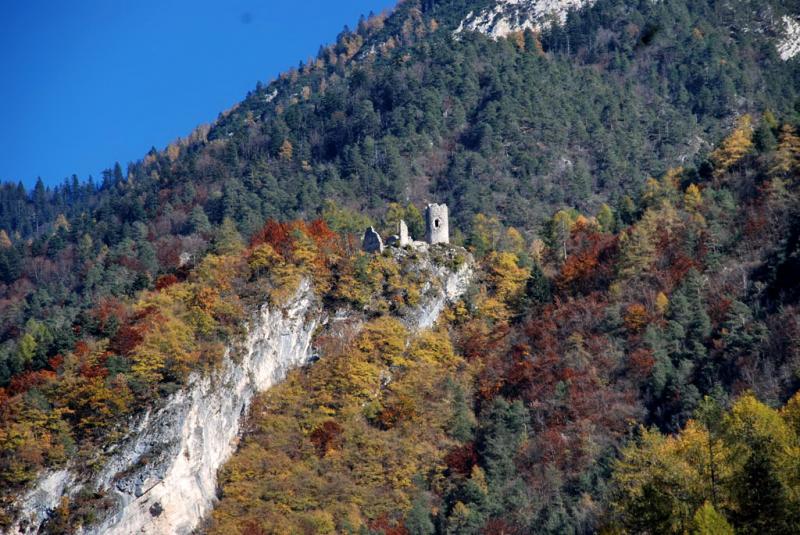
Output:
top-left (11, 281), bottom-right (319, 535)
top-left (459, 0), bottom-right (800, 62)
top-left (11, 250), bottom-right (474, 535)
top-left (395, 244), bottom-right (473, 332)
top-left (91, 282), bottom-right (319, 535)
top-left (455, 0), bottom-right (595, 39)
top-left (779, 16), bottom-right (800, 61)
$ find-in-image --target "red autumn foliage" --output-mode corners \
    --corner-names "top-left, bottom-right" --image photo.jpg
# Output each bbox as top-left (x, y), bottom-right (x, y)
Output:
top-left (482, 518), bottom-right (522, 535)
top-left (116, 255), bottom-right (144, 273)
top-left (306, 219), bottom-right (338, 249)
top-left (309, 420), bottom-right (344, 458)
top-left (240, 520), bottom-right (267, 535)
top-left (92, 297), bottom-right (128, 334)
top-left (74, 340), bottom-right (91, 358)
top-left (156, 236), bottom-right (183, 269)
top-left (8, 370), bottom-right (57, 395)
top-left (471, 291), bottom-right (642, 480)
top-left (368, 515), bottom-right (410, 535)
top-left (250, 219), bottom-right (342, 266)
top-left (109, 306), bottom-right (159, 355)
top-left (653, 226), bottom-right (702, 287)
top-left (742, 200), bottom-right (769, 241)
top-left (628, 348), bottom-right (656, 382)
top-left (556, 228), bottom-right (618, 296)
top-left (708, 296), bottom-right (734, 327)
top-left (504, 350), bottom-right (534, 394)
top-left (155, 274), bottom-right (179, 290)
top-left (48, 355), bottom-right (64, 372)
top-left (535, 427), bottom-right (570, 467)
top-left (445, 442), bottom-right (478, 476)
top-left (376, 402), bottom-right (405, 430)
top-left (459, 320), bottom-right (510, 362)
top-left (250, 220), bottom-right (294, 256)
top-left (110, 308), bottom-right (152, 355)
top-left (72, 339), bottom-right (112, 379)
top-left (79, 353), bottom-right (110, 380)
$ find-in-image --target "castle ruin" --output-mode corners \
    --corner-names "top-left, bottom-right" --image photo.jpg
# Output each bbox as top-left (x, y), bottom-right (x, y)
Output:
top-left (362, 203), bottom-right (450, 252)
top-left (398, 219), bottom-right (410, 247)
top-left (424, 203), bottom-right (449, 245)
top-left (362, 227), bottom-right (384, 253)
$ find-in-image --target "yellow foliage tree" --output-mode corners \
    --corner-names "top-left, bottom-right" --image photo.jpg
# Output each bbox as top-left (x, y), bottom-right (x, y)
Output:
top-left (772, 124), bottom-right (800, 178)
top-left (130, 293), bottom-right (200, 384)
top-left (684, 184), bottom-right (703, 212)
top-left (596, 203), bottom-right (615, 233)
top-left (782, 391), bottom-right (800, 435)
top-left (612, 421), bottom-right (731, 533)
top-left (53, 214), bottom-right (70, 231)
top-left (485, 251), bottom-right (528, 304)
top-left (655, 292), bottom-right (670, 315)
top-left (248, 243), bottom-right (281, 278)
top-left (642, 168), bottom-right (682, 208)
top-left (279, 139), bottom-right (294, 161)
top-left (618, 201), bottom-right (679, 280)
top-left (551, 210), bottom-right (577, 261)
top-left (357, 317), bottom-right (407, 368)
top-left (501, 227), bottom-right (525, 256)
top-left (711, 115), bottom-right (753, 177)
top-left (692, 502), bottom-right (734, 535)
top-left (618, 214), bottom-right (657, 280)
top-left (613, 393), bottom-right (800, 534)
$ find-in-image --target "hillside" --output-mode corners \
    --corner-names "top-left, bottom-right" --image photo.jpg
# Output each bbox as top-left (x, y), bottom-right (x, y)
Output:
top-left (0, 0), bottom-right (799, 533)
top-left (3, 0), bottom-right (800, 388)
top-left (199, 121), bottom-right (800, 533)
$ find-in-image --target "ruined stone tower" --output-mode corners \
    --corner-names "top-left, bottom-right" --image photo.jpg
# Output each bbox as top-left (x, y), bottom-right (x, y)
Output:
top-left (425, 203), bottom-right (449, 245)
top-left (398, 220), bottom-right (410, 246)
top-left (362, 227), bottom-right (384, 253)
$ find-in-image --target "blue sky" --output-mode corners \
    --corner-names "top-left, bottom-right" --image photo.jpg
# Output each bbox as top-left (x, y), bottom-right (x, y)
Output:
top-left (0, 0), bottom-right (397, 187)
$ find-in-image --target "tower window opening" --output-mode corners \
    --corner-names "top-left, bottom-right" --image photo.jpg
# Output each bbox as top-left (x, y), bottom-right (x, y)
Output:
top-left (434, 218), bottom-right (440, 228)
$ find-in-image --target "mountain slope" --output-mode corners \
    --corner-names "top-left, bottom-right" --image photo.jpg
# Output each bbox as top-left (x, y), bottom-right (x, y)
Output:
top-left (0, 0), bottom-right (800, 533)
top-left (206, 113), bottom-right (800, 534)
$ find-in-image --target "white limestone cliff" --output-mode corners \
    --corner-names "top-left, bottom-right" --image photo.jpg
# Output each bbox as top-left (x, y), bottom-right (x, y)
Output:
top-left (459, 1), bottom-right (800, 63)
top-left (778, 16), bottom-right (800, 61)
top-left (11, 251), bottom-right (473, 535)
top-left (455, 0), bottom-right (595, 39)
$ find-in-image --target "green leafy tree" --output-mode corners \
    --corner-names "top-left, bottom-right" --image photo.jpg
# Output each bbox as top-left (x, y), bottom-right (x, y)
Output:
top-left (213, 217), bottom-right (244, 255)
top-left (406, 492), bottom-right (435, 535)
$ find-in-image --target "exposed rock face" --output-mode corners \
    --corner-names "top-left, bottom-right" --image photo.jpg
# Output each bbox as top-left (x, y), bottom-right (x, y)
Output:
top-left (391, 244), bottom-right (472, 331)
top-left (12, 251), bottom-right (474, 535)
top-left (455, 0), bottom-right (595, 39)
top-left (11, 281), bottom-right (319, 535)
top-left (779, 16), bottom-right (800, 60)
top-left (13, 470), bottom-right (74, 533)
top-left (461, 0), bottom-right (799, 62)
top-left (93, 285), bottom-right (319, 535)
top-left (362, 226), bottom-right (384, 253)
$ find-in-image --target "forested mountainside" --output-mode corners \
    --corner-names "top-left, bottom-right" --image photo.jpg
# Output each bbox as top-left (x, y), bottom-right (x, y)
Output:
top-left (202, 121), bottom-right (800, 534)
top-left (0, 0), bottom-right (799, 533)
top-left (3, 0), bottom-right (800, 387)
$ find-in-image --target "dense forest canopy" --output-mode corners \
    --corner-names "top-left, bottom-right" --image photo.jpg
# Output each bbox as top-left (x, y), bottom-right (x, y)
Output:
top-left (205, 114), bottom-right (800, 534)
top-left (1, 0), bottom-right (800, 532)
